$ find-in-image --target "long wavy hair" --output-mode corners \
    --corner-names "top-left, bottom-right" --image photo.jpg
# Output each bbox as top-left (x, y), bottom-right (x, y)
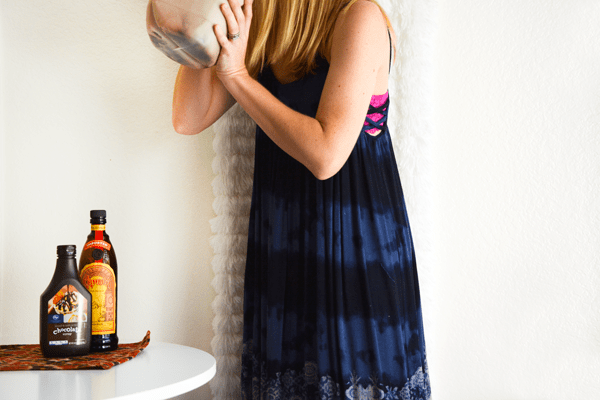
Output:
top-left (246, 0), bottom-right (393, 79)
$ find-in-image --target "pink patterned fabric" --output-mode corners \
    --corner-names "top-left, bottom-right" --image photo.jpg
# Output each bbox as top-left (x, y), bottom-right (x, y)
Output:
top-left (365, 91), bottom-right (389, 135)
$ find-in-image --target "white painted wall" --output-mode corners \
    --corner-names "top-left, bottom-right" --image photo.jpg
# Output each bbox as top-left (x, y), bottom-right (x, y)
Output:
top-left (430, 0), bottom-right (600, 398)
top-left (1, 1), bottom-right (599, 399)
top-left (0, 1), bottom-right (215, 398)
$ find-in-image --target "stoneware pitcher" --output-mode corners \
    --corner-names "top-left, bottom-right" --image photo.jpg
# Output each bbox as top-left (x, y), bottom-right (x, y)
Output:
top-left (147, 0), bottom-right (244, 69)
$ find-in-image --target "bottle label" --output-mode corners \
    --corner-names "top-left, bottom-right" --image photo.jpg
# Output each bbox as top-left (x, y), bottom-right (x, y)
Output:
top-left (92, 225), bottom-right (105, 241)
top-left (47, 285), bottom-right (88, 345)
top-left (80, 262), bottom-right (116, 335)
top-left (83, 240), bottom-right (111, 251)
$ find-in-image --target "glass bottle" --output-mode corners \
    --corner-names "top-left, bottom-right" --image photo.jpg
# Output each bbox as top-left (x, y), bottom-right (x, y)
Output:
top-left (79, 210), bottom-right (119, 352)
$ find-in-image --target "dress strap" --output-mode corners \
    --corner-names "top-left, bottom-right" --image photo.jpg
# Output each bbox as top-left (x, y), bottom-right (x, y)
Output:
top-left (388, 28), bottom-right (393, 73)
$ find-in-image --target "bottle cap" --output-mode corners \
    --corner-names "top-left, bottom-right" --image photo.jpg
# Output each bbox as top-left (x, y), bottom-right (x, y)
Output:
top-left (90, 210), bottom-right (107, 224)
top-left (57, 245), bottom-right (77, 258)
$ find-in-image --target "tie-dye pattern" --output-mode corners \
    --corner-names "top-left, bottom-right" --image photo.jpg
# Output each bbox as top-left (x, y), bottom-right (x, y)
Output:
top-left (241, 56), bottom-right (430, 399)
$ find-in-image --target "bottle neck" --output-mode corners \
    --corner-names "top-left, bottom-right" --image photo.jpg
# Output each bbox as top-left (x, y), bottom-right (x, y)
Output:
top-left (91, 224), bottom-right (106, 240)
top-left (54, 257), bottom-right (79, 280)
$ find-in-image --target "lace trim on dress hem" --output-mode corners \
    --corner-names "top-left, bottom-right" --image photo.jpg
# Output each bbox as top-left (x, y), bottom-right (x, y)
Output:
top-left (241, 350), bottom-right (431, 400)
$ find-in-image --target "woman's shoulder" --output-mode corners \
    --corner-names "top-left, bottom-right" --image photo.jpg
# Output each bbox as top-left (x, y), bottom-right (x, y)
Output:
top-left (337, 1), bottom-right (389, 33)
top-left (345, 0), bottom-right (386, 17)
top-left (327, 1), bottom-right (391, 63)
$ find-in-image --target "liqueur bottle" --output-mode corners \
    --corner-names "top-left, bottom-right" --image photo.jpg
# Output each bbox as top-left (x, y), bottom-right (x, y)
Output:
top-left (79, 210), bottom-right (119, 352)
top-left (40, 245), bottom-right (92, 357)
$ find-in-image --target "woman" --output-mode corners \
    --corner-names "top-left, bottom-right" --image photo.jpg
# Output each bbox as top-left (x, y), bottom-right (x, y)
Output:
top-left (173, 0), bottom-right (431, 398)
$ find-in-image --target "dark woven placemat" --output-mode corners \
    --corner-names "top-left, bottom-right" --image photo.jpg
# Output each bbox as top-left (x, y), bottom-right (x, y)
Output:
top-left (0, 331), bottom-right (150, 371)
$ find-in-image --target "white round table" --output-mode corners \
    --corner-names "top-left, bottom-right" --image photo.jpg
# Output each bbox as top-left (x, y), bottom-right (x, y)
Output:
top-left (0, 342), bottom-right (216, 400)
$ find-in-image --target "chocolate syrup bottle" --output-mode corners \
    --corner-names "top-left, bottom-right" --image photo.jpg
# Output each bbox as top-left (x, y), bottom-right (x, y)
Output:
top-left (40, 245), bottom-right (92, 357)
top-left (79, 210), bottom-right (119, 352)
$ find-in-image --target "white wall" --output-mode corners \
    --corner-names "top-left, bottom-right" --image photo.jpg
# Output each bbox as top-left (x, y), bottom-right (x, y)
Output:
top-left (0, 1), bottom-right (215, 398)
top-left (1, 1), bottom-right (599, 400)
top-left (431, 0), bottom-right (600, 398)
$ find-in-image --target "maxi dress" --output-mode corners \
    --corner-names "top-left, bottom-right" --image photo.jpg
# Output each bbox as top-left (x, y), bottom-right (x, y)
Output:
top-left (241, 53), bottom-right (431, 400)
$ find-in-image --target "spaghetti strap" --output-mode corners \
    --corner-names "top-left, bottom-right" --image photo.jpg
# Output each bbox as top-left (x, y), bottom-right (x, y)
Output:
top-left (388, 28), bottom-right (393, 72)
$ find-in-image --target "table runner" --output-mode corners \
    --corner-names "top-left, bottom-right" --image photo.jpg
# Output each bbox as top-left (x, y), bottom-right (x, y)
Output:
top-left (0, 331), bottom-right (150, 371)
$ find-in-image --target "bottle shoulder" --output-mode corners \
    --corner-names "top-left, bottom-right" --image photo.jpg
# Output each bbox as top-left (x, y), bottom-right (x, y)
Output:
top-left (81, 229), bottom-right (117, 270)
top-left (41, 276), bottom-right (91, 300)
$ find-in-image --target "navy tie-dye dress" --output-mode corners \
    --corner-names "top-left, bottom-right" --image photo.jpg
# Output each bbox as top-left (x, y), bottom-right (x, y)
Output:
top-left (241, 54), bottom-right (431, 399)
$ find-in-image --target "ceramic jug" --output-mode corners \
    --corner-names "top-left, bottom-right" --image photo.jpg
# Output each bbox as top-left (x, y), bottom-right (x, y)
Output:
top-left (147, 0), bottom-right (243, 69)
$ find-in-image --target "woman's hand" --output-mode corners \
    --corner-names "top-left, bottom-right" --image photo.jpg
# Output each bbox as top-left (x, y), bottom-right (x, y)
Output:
top-left (214, 0), bottom-right (253, 79)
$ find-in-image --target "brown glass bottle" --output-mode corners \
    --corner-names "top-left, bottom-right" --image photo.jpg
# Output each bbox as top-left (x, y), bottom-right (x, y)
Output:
top-left (79, 210), bottom-right (119, 352)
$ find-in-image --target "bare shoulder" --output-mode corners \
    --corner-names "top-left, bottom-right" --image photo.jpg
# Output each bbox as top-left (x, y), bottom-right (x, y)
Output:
top-left (329, 1), bottom-right (390, 63)
top-left (343, 0), bottom-right (387, 23)
top-left (335, 1), bottom-right (388, 38)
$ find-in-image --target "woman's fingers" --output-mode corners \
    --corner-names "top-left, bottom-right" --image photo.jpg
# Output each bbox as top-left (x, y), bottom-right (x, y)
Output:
top-left (213, 23), bottom-right (227, 46)
top-left (221, 2), bottom-right (240, 38)
top-left (213, 0), bottom-right (252, 77)
top-left (228, 0), bottom-right (246, 32)
top-left (221, 0), bottom-right (252, 39)
top-left (243, 0), bottom-right (253, 27)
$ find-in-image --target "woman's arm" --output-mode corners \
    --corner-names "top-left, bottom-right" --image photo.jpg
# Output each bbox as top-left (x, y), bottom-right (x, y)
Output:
top-left (172, 65), bottom-right (237, 135)
top-left (216, 0), bottom-right (390, 179)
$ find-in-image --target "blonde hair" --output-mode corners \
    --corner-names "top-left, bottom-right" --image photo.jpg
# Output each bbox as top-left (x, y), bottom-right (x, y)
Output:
top-left (246, 0), bottom-right (393, 79)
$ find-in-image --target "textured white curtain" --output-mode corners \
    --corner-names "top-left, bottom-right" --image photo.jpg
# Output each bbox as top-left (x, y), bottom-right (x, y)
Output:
top-left (209, 104), bottom-right (255, 399)
top-left (384, 0), bottom-right (437, 346)
top-left (209, 1), bottom-right (438, 398)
